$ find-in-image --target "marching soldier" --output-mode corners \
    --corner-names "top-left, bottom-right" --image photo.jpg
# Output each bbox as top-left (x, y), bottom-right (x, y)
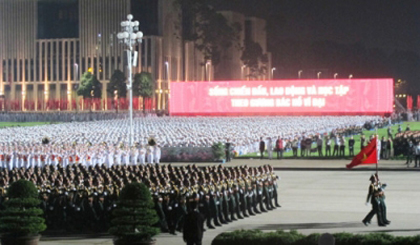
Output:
top-left (362, 175), bottom-right (387, 226)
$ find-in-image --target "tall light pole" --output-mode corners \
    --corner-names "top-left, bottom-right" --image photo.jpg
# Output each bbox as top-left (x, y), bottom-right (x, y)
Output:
top-left (271, 67), bottom-right (276, 80)
top-left (74, 63), bottom-right (79, 112)
top-left (317, 72), bottom-right (322, 79)
top-left (117, 14), bottom-right (143, 147)
top-left (334, 73), bottom-right (338, 79)
top-left (241, 65), bottom-right (246, 80)
top-left (205, 61), bottom-right (211, 81)
top-left (298, 70), bottom-right (303, 79)
top-left (164, 61), bottom-right (169, 112)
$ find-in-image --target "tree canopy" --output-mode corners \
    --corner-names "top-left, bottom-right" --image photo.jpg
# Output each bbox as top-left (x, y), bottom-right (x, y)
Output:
top-left (0, 179), bottom-right (46, 236)
top-left (241, 40), bottom-right (269, 79)
top-left (174, 0), bottom-right (241, 66)
top-left (109, 182), bottom-right (159, 242)
top-left (133, 72), bottom-right (155, 98)
top-left (77, 72), bottom-right (102, 99)
top-left (107, 70), bottom-right (127, 98)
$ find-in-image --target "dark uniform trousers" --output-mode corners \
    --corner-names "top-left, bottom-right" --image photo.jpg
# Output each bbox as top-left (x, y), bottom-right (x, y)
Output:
top-left (239, 189), bottom-right (248, 217)
top-left (209, 195), bottom-right (220, 226)
top-left (363, 197), bottom-right (385, 225)
top-left (222, 193), bottom-right (231, 222)
top-left (325, 145), bottom-right (331, 156)
top-left (234, 192), bottom-right (243, 219)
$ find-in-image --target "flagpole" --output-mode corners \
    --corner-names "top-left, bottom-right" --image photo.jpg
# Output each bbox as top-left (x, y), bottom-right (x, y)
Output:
top-left (375, 127), bottom-right (379, 177)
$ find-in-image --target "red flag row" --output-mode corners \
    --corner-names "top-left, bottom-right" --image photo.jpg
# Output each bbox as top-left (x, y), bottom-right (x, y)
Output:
top-left (405, 95), bottom-right (420, 110)
top-left (0, 98), bottom-right (156, 111)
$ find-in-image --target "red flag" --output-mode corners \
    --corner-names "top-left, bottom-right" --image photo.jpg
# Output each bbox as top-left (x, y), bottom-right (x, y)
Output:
top-left (407, 96), bottom-right (413, 110)
top-left (346, 137), bottom-right (377, 169)
top-left (411, 96), bottom-right (414, 110)
top-left (417, 95), bottom-right (420, 109)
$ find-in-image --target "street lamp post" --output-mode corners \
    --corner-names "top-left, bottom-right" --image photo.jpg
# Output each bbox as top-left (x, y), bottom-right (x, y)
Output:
top-left (114, 90), bottom-right (118, 113)
top-left (298, 70), bottom-right (303, 79)
top-left (334, 73), bottom-right (338, 79)
top-left (73, 63), bottom-right (79, 112)
top-left (164, 61), bottom-right (169, 112)
top-left (241, 65), bottom-right (246, 80)
top-left (317, 72), bottom-right (322, 79)
top-left (117, 14), bottom-right (143, 147)
top-left (205, 61), bottom-right (211, 81)
top-left (271, 67), bottom-right (276, 80)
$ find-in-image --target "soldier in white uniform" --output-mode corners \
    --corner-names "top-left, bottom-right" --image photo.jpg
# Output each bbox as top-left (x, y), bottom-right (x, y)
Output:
top-left (139, 145), bottom-right (146, 164)
top-left (147, 145), bottom-right (154, 164)
top-left (154, 145), bottom-right (161, 164)
top-left (133, 147), bottom-right (139, 165)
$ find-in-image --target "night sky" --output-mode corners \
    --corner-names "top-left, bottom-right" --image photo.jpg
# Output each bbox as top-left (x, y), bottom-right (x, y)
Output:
top-left (215, 0), bottom-right (420, 93)
top-left (272, 0), bottom-right (420, 54)
top-left (218, 0), bottom-right (420, 54)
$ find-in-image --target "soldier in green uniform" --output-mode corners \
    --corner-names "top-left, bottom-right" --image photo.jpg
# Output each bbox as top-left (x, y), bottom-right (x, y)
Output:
top-left (175, 195), bottom-right (188, 232)
top-left (215, 181), bottom-right (228, 224)
top-left (268, 165), bottom-right (281, 208)
top-left (362, 175), bottom-right (387, 226)
top-left (375, 174), bottom-right (390, 225)
top-left (221, 181), bottom-right (231, 223)
top-left (246, 176), bottom-right (256, 216)
top-left (209, 181), bottom-right (222, 227)
top-left (232, 183), bottom-right (243, 219)
top-left (227, 179), bottom-right (237, 221)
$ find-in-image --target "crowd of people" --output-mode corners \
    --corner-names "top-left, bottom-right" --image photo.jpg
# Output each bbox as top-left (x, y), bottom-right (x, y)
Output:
top-left (0, 115), bottom-right (388, 170)
top-left (0, 163), bottom-right (280, 234)
top-left (254, 117), bottom-right (394, 160)
top-left (392, 125), bottom-right (420, 167)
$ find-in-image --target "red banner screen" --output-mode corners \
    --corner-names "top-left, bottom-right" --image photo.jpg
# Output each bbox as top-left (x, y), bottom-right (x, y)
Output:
top-left (169, 79), bottom-right (394, 116)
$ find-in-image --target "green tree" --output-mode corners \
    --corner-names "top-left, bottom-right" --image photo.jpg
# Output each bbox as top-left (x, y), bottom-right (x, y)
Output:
top-left (0, 179), bottom-right (46, 238)
top-left (109, 182), bottom-right (159, 243)
top-left (107, 70), bottom-right (127, 98)
top-left (133, 72), bottom-right (155, 112)
top-left (77, 72), bottom-right (102, 99)
top-left (241, 40), bottom-right (269, 79)
top-left (174, 0), bottom-right (241, 67)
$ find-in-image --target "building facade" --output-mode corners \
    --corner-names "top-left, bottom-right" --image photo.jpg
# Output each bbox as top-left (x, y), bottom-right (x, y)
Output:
top-left (0, 0), bottom-right (270, 111)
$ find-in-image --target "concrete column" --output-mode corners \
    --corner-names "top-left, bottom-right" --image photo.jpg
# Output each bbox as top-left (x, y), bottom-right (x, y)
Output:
top-left (34, 83), bottom-right (38, 111)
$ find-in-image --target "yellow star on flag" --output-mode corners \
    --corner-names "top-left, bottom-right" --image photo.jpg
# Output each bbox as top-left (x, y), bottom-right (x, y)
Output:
top-left (361, 153), bottom-right (367, 162)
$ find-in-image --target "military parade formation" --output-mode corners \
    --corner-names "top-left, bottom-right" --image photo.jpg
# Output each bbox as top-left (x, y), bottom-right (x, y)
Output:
top-left (0, 112), bottom-right (413, 239)
top-left (0, 115), bottom-right (383, 156)
top-left (0, 115), bottom-right (390, 172)
top-left (0, 162), bottom-right (280, 234)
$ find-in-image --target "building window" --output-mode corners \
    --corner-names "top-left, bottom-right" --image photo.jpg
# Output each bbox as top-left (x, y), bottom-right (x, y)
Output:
top-left (30, 60), bottom-right (34, 82)
top-left (13, 59), bottom-right (17, 82)
top-left (36, 60), bottom-right (40, 82)
top-left (245, 20), bottom-right (252, 42)
top-left (25, 60), bottom-right (29, 81)
top-left (37, 0), bottom-right (79, 39)
top-left (2, 60), bottom-right (5, 82)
